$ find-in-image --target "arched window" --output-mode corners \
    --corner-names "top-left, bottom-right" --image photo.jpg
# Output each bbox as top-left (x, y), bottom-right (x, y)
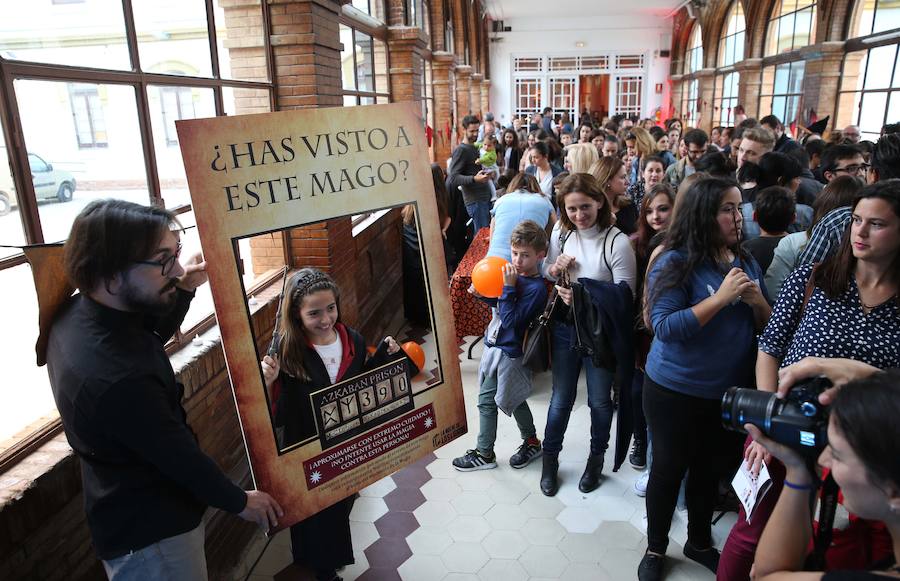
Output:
top-left (765, 0), bottom-right (817, 56)
top-left (686, 24), bottom-right (704, 74)
top-left (718, 1), bottom-right (745, 68)
top-left (682, 78), bottom-right (700, 126)
top-left (836, 0), bottom-right (900, 141)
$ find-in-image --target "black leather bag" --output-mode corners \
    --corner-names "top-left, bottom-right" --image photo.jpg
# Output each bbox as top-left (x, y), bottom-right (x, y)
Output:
top-left (522, 270), bottom-right (569, 373)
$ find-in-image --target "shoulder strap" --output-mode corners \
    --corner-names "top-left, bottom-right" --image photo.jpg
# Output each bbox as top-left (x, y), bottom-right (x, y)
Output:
top-left (559, 228), bottom-right (573, 253)
top-left (602, 229), bottom-right (623, 276)
top-left (800, 263), bottom-right (818, 317)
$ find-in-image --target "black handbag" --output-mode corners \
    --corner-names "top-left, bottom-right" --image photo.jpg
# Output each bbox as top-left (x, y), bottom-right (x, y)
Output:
top-left (522, 269), bottom-right (570, 373)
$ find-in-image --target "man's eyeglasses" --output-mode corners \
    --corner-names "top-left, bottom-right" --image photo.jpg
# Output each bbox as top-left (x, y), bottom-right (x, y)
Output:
top-left (134, 243), bottom-right (182, 277)
top-left (833, 163), bottom-right (870, 175)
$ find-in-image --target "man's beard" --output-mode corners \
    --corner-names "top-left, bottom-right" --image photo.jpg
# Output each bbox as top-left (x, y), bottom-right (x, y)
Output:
top-left (119, 277), bottom-right (179, 315)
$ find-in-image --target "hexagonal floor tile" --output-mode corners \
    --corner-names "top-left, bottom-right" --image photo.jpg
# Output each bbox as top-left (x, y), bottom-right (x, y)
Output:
top-left (483, 503), bottom-right (528, 530)
top-left (481, 530), bottom-right (526, 560)
top-left (449, 491), bottom-right (494, 516)
top-left (443, 574), bottom-right (479, 581)
top-left (413, 500), bottom-right (457, 528)
top-left (392, 466), bottom-right (431, 489)
top-left (561, 561), bottom-right (613, 581)
top-left (520, 492), bottom-right (564, 519)
top-left (476, 558), bottom-right (528, 581)
top-left (485, 479), bottom-right (530, 505)
top-left (360, 475), bottom-right (398, 498)
top-left (556, 505), bottom-right (603, 534)
top-left (592, 520), bottom-right (644, 550)
top-left (440, 542), bottom-right (489, 574)
top-left (375, 510), bottom-right (419, 539)
top-left (447, 515), bottom-right (491, 543)
top-left (558, 532), bottom-right (602, 563)
top-left (518, 544), bottom-right (569, 578)
top-left (350, 520), bottom-right (380, 551)
top-left (455, 470), bottom-right (496, 492)
top-left (426, 458), bottom-right (460, 479)
top-left (363, 537), bottom-right (412, 569)
top-left (397, 554), bottom-right (449, 581)
top-left (521, 517), bottom-right (568, 546)
top-left (594, 496), bottom-right (636, 522)
top-left (350, 497), bottom-right (389, 523)
top-left (421, 478), bottom-right (463, 502)
top-left (383, 486), bottom-right (427, 513)
top-left (405, 526), bottom-right (453, 556)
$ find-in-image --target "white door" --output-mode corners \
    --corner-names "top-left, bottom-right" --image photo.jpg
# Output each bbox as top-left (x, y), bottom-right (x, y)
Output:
top-left (549, 76), bottom-right (577, 127)
top-left (612, 74), bottom-right (644, 118)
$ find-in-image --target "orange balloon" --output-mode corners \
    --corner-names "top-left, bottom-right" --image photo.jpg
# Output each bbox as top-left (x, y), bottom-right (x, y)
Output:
top-left (402, 341), bottom-right (426, 374)
top-left (366, 345), bottom-right (377, 355)
top-left (471, 256), bottom-right (509, 298)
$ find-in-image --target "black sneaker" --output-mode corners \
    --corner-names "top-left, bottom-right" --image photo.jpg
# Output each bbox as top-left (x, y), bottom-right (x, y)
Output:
top-left (509, 439), bottom-right (542, 469)
top-left (683, 542), bottom-right (720, 573)
top-left (629, 439), bottom-right (647, 470)
top-left (637, 551), bottom-right (665, 581)
top-left (452, 449), bottom-right (497, 471)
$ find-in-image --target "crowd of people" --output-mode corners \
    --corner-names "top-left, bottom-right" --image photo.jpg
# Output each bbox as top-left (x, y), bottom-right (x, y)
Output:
top-left (443, 108), bottom-right (900, 581)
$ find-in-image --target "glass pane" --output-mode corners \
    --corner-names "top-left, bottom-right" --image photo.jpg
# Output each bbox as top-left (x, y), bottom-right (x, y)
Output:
top-left (15, 80), bottom-right (148, 245)
top-left (344, 94), bottom-right (358, 107)
top-left (887, 91), bottom-right (900, 132)
top-left (859, 91), bottom-right (889, 134)
top-left (0, 263), bottom-right (57, 442)
top-left (777, 14), bottom-right (796, 54)
top-left (774, 64), bottom-right (790, 94)
top-left (355, 31), bottom-right (374, 93)
top-left (793, 8), bottom-right (813, 49)
top-left (865, 44), bottom-right (896, 90)
top-left (214, 0), bottom-right (269, 81)
top-left (856, 0), bottom-right (877, 37)
top-left (0, 0), bottom-right (130, 70)
top-left (340, 25), bottom-right (356, 91)
top-left (789, 61), bottom-right (805, 93)
top-left (361, 96), bottom-right (375, 105)
top-left (772, 96), bottom-right (787, 121)
top-left (874, 0), bottom-right (900, 34)
top-left (0, 122), bottom-right (25, 260)
top-left (147, 86), bottom-right (216, 208)
top-left (132, 0), bottom-right (213, 77)
top-left (374, 38), bottom-right (389, 94)
top-left (223, 86), bottom-right (271, 117)
top-left (351, 0), bottom-right (371, 15)
top-left (174, 210), bottom-right (215, 334)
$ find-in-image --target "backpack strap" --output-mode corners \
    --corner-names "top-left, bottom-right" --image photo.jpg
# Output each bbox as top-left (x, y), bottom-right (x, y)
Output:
top-left (602, 228), bottom-right (623, 277)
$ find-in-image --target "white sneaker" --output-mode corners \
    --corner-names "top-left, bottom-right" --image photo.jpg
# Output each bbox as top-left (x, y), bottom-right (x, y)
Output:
top-left (633, 470), bottom-right (649, 497)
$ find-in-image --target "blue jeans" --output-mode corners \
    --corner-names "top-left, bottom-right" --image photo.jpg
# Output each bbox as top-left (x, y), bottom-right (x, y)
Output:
top-left (465, 199), bottom-right (492, 232)
top-left (543, 324), bottom-right (615, 456)
top-left (103, 522), bottom-right (207, 581)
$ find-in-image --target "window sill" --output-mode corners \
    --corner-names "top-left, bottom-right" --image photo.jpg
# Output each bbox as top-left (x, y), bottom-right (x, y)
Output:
top-left (352, 208), bottom-right (391, 237)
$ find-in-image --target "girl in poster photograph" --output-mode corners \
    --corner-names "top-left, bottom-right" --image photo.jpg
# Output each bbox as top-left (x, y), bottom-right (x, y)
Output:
top-left (261, 268), bottom-right (401, 581)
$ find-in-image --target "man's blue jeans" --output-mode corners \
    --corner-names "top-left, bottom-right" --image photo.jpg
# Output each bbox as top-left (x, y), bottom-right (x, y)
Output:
top-left (465, 199), bottom-right (492, 232)
top-left (103, 522), bottom-right (207, 581)
top-left (543, 323), bottom-right (614, 456)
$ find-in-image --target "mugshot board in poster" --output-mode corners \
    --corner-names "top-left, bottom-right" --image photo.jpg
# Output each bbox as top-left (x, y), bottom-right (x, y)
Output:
top-left (175, 103), bottom-right (466, 530)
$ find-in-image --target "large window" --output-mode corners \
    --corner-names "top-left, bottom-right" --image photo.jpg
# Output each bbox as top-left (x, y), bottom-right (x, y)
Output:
top-left (615, 76), bottom-right (643, 117)
top-left (719, 2), bottom-right (746, 68)
top-left (836, 0), bottom-right (900, 141)
top-left (514, 77), bottom-right (542, 120)
top-left (760, 60), bottom-right (806, 125)
top-left (340, 24), bottom-right (390, 106)
top-left (715, 72), bottom-right (741, 126)
top-left (682, 78), bottom-right (700, 126)
top-left (686, 24), bottom-right (704, 74)
top-left (766, 0), bottom-right (817, 56)
top-left (0, 0), bottom-right (273, 455)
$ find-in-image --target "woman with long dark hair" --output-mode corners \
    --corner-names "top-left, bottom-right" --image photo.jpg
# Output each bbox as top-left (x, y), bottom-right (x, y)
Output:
top-left (590, 156), bottom-right (638, 235)
top-left (719, 179), bottom-right (900, 580)
top-left (638, 176), bottom-right (771, 581)
top-left (500, 128), bottom-right (521, 173)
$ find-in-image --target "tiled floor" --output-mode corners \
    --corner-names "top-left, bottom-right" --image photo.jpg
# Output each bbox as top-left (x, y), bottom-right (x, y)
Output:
top-left (246, 332), bottom-right (738, 581)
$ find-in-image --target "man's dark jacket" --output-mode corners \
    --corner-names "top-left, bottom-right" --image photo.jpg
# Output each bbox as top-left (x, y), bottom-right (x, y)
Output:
top-left (46, 290), bottom-right (247, 559)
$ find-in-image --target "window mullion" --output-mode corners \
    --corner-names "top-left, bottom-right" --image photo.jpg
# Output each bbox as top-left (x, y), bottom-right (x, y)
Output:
top-left (121, 0), bottom-right (142, 73)
top-left (205, 0), bottom-right (221, 80)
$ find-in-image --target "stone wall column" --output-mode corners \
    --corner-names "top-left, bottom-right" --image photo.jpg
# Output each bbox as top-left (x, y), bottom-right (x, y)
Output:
top-left (432, 51), bottom-right (458, 167)
top-left (386, 26), bottom-right (428, 103)
top-left (470, 73), bottom-right (483, 118)
top-left (480, 79), bottom-right (491, 118)
top-left (736, 58), bottom-right (763, 120)
top-left (455, 64), bottom-right (472, 126)
top-left (696, 68), bottom-right (716, 133)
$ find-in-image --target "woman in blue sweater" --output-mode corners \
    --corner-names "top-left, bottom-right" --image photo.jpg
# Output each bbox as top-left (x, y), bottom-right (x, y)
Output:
top-left (638, 176), bottom-right (772, 581)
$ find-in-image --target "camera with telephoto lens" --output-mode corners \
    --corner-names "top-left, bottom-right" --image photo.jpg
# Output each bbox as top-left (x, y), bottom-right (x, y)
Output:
top-left (721, 376), bottom-right (833, 457)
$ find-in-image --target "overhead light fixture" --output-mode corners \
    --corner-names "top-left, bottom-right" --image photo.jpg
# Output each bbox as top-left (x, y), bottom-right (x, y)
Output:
top-left (575, 41), bottom-right (586, 48)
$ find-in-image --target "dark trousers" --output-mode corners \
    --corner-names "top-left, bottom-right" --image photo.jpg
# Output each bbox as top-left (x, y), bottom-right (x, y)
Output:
top-left (290, 496), bottom-right (356, 574)
top-left (643, 375), bottom-right (743, 553)
top-left (632, 368), bottom-right (647, 445)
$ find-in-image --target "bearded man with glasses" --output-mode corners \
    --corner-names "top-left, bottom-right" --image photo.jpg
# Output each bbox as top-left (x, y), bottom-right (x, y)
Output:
top-left (46, 199), bottom-right (282, 580)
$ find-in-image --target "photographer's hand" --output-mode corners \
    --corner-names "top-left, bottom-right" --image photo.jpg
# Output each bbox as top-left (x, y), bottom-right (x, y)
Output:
top-left (744, 440), bottom-right (771, 478)
top-left (745, 424), bottom-right (806, 472)
top-left (777, 357), bottom-right (880, 405)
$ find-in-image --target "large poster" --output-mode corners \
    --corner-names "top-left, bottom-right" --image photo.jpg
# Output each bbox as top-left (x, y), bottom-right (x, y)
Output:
top-left (176, 103), bottom-right (466, 529)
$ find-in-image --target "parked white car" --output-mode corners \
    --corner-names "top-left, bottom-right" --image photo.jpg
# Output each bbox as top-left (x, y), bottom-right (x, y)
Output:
top-left (0, 153), bottom-right (77, 216)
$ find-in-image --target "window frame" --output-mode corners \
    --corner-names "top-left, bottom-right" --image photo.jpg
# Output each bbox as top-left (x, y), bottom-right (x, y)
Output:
top-left (765, 0), bottom-right (817, 57)
top-left (0, 0), bottom-right (276, 472)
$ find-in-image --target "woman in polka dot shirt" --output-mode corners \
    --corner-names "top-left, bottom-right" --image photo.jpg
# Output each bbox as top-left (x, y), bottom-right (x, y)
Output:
top-left (718, 180), bottom-right (900, 581)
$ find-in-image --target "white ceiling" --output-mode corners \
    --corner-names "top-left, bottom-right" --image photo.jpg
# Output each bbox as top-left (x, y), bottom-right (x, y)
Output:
top-left (483, 0), bottom-right (688, 22)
